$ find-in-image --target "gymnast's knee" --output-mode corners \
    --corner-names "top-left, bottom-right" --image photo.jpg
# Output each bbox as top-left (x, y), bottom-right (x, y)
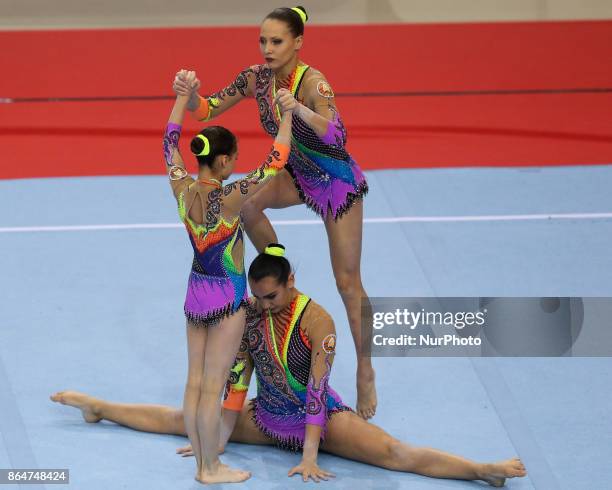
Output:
top-left (241, 195), bottom-right (266, 220)
top-left (384, 436), bottom-right (403, 470)
top-left (200, 375), bottom-right (228, 399)
top-left (168, 409), bottom-right (187, 436)
top-left (334, 271), bottom-right (362, 298)
top-left (386, 438), bottom-right (416, 472)
top-left (185, 376), bottom-right (202, 393)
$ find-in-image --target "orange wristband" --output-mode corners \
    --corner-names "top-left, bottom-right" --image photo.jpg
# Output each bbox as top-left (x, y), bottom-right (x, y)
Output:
top-left (223, 387), bottom-right (247, 412)
top-left (193, 96), bottom-right (212, 121)
top-left (271, 142), bottom-right (290, 169)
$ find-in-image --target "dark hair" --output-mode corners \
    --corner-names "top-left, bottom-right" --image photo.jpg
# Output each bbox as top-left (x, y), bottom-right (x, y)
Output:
top-left (248, 243), bottom-right (292, 285)
top-left (264, 6), bottom-right (308, 37)
top-left (190, 126), bottom-right (237, 167)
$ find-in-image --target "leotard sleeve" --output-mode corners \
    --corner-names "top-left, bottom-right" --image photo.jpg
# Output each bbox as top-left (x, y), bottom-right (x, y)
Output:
top-left (303, 305), bottom-right (337, 428)
top-left (220, 141), bottom-right (290, 213)
top-left (192, 66), bottom-right (257, 122)
top-left (294, 74), bottom-right (348, 149)
top-left (163, 122), bottom-right (195, 199)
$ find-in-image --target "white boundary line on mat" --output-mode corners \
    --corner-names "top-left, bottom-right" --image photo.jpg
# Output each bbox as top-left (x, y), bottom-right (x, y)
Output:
top-left (1, 212), bottom-right (612, 233)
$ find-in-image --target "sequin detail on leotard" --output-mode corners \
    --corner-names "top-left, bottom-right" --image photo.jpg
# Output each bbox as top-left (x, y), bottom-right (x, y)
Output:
top-left (178, 191), bottom-right (248, 326)
top-left (253, 64), bottom-right (368, 220)
top-left (224, 295), bottom-right (351, 451)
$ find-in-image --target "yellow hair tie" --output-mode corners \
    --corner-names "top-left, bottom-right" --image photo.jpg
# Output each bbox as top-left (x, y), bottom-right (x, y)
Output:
top-left (291, 7), bottom-right (307, 25)
top-left (195, 134), bottom-right (210, 156)
top-left (264, 245), bottom-right (285, 257)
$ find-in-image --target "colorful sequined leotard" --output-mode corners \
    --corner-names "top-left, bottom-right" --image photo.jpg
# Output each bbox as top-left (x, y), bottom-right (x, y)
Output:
top-left (163, 122), bottom-right (290, 326)
top-left (178, 191), bottom-right (247, 326)
top-left (223, 293), bottom-right (352, 451)
top-left (196, 64), bottom-right (368, 220)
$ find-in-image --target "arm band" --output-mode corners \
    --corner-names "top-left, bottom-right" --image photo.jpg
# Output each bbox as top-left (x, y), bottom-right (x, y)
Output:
top-left (269, 142), bottom-right (290, 170)
top-left (193, 96), bottom-right (212, 121)
top-left (223, 387), bottom-right (247, 412)
top-left (222, 359), bottom-right (249, 412)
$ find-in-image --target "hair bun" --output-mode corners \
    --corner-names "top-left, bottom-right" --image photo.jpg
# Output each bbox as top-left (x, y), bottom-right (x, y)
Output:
top-left (192, 134), bottom-right (210, 156)
top-left (264, 243), bottom-right (286, 257)
top-left (292, 6), bottom-right (308, 24)
top-left (190, 134), bottom-right (205, 155)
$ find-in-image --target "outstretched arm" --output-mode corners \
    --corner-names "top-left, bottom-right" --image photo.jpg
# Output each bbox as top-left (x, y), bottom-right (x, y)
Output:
top-left (288, 306), bottom-right (337, 483)
top-left (221, 90), bottom-right (293, 213)
top-left (173, 67), bottom-right (256, 122)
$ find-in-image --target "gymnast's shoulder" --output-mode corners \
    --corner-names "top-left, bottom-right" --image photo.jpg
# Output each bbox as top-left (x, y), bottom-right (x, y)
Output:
top-left (301, 297), bottom-right (335, 335)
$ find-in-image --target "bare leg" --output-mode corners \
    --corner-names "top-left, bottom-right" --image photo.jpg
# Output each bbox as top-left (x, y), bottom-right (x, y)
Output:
top-left (183, 322), bottom-right (207, 476)
top-left (241, 169), bottom-right (301, 252)
top-left (324, 200), bottom-right (377, 419)
top-left (178, 400), bottom-right (277, 457)
top-left (322, 411), bottom-right (527, 486)
top-left (50, 391), bottom-right (185, 435)
top-left (50, 394), bottom-right (272, 452)
top-left (196, 309), bottom-right (251, 484)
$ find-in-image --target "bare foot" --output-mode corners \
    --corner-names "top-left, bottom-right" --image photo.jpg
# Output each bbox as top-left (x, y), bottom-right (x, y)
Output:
top-left (50, 391), bottom-right (102, 423)
top-left (480, 458), bottom-right (527, 487)
top-left (356, 366), bottom-right (377, 419)
top-left (196, 462), bottom-right (251, 484)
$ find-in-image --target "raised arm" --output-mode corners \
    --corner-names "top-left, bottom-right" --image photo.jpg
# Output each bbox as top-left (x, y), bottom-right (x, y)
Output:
top-left (164, 75), bottom-right (196, 199)
top-left (173, 67), bottom-right (256, 122)
top-left (288, 305), bottom-right (337, 482)
top-left (221, 91), bottom-right (293, 213)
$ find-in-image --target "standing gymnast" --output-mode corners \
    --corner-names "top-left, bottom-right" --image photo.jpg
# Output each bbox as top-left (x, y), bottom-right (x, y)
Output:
top-left (173, 6), bottom-right (377, 419)
top-left (163, 70), bottom-right (293, 483)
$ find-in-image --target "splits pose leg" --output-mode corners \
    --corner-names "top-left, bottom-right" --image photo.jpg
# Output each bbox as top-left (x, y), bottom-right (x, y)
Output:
top-left (50, 396), bottom-right (524, 486)
top-left (321, 411), bottom-right (526, 487)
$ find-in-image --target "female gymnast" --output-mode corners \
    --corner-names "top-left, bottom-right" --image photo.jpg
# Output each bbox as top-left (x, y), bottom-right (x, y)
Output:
top-left (51, 246), bottom-right (527, 487)
top-left (163, 71), bottom-right (293, 483)
top-left (173, 5), bottom-right (377, 419)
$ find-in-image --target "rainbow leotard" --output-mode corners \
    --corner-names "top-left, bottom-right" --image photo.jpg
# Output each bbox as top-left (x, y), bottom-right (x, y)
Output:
top-left (197, 64), bottom-right (368, 220)
top-left (178, 193), bottom-right (248, 326)
top-left (163, 122), bottom-right (290, 326)
top-left (223, 293), bottom-right (352, 451)
top-left (254, 64), bottom-right (368, 220)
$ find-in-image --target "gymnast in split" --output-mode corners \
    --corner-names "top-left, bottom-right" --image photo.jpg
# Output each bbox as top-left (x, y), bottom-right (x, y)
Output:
top-left (51, 246), bottom-right (527, 486)
top-left (161, 70), bottom-right (293, 483)
top-left (173, 5), bottom-right (377, 419)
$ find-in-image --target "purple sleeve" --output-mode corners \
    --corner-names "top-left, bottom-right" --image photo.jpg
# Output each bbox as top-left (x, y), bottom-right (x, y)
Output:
top-left (163, 123), bottom-right (182, 168)
top-left (319, 112), bottom-right (345, 147)
top-left (305, 355), bottom-right (332, 427)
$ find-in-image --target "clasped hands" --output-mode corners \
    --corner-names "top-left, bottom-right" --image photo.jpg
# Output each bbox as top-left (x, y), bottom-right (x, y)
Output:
top-left (172, 69), bottom-right (298, 115)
